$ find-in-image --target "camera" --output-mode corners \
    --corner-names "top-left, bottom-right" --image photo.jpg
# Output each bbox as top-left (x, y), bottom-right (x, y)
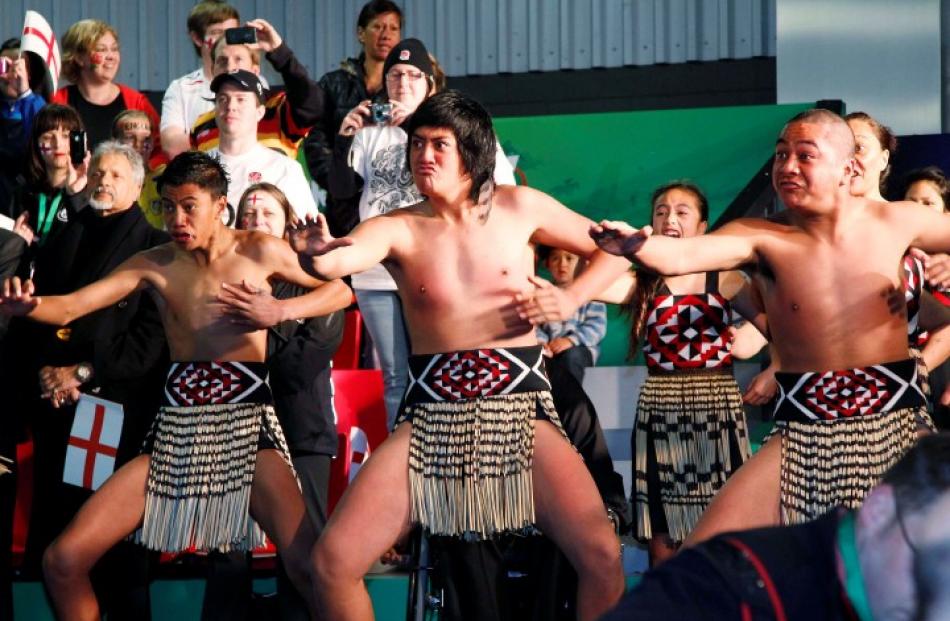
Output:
top-left (370, 103), bottom-right (393, 125)
top-left (225, 26), bottom-right (257, 45)
top-left (69, 130), bottom-right (87, 166)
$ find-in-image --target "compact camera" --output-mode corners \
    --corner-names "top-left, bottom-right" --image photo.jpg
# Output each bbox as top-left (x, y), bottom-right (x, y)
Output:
top-left (370, 102), bottom-right (393, 124)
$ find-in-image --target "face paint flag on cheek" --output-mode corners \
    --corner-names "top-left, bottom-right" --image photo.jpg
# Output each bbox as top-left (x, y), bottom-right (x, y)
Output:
top-left (90, 52), bottom-right (104, 67)
top-left (204, 37), bottom-right (215, 49)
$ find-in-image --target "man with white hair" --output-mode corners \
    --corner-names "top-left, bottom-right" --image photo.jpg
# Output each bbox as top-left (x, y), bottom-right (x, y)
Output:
top-left (1, 140), bottom-right (168, 615)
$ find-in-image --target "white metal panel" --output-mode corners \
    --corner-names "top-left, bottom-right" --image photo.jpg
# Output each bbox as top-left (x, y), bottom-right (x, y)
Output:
top-left (0, 0), bottom-right (775, 91)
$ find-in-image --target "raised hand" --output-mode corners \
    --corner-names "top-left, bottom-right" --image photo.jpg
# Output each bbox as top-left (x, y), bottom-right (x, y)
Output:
top-left (288, 213), bottom-right (354, 257)
top-left (388, 100), bottom-right (413, 127)
top-left (515, 275), bottom-right (579, 325)
top-left (339, 100), bottom-right (371, 137)
top-left (912, 248), bottom-right (950, 290)
top-left (247, 18), bottom-right (282, 53)
top-left (590, 221), bottom-right (652, 257)
top-left (217, 280), bottom-right (283, 329)
top-left (13, 212), bottom-right (35, 245)
top-left (0, 276), bottom-right (40, 316)
top-left (67, 150), bottom-right (90, 196)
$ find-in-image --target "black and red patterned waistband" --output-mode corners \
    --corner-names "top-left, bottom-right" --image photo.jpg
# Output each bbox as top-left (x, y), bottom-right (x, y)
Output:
top-left (163, 361), bottom-right (271, 407)
top-left (773, 358), bottom-right (926, 423)
top-left (404, 346), bottom-right (550, 405)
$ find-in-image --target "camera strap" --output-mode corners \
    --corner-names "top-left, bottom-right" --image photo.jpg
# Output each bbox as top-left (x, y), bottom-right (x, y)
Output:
top-left (36, 192), bottom-right (63, 245)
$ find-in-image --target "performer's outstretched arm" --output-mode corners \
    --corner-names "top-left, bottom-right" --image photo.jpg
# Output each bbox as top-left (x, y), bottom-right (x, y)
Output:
top-left (592, 218), bottom-right (760, 276)
top-left (1, 252), bottom-right (153, 325)
top-left (289, 212), bottom-right (392, 280)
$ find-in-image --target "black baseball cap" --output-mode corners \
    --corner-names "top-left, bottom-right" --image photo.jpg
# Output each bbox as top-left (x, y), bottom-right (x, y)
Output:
top-left (210, 69), bottom-right (266, 103)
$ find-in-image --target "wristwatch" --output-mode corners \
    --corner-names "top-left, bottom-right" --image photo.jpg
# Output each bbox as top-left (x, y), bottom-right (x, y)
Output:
top-left (74, 362), bottom-right (93, 384)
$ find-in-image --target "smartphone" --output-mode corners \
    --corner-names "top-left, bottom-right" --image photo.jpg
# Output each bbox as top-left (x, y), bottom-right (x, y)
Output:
top-left (225, 26), bottom-right (257, 45)
top-left (69, 130), bottom-right (87, 166)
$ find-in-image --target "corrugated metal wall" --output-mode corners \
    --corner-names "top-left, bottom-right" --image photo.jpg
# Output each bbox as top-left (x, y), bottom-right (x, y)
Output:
top-left (1, 0), bottom-right (775, 91)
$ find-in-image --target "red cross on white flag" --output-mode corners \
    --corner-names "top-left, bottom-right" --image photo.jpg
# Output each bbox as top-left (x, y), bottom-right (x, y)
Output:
top-left (63, 394), bottom-right (123, 490)
top-left (21, 11), bottom-right (61, 90)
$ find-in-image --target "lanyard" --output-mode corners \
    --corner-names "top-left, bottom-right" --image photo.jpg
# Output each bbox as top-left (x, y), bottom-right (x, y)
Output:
top-left (36, 192), bottom-right (63, 245)
top-left (838, 511), bottom-right (875, 621)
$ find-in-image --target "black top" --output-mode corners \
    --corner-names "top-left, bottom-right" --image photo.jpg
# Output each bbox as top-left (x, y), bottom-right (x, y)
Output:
top-left (0, 205), bottom-right (170, 458)
top-left (303, 55), bottom-right (382, 237)
top-left (64, 84), bottom-right (125, 148)
top-left (601, 511), bottom-right (858, 621)
top-left (267, 280), bottom-right (344, 456)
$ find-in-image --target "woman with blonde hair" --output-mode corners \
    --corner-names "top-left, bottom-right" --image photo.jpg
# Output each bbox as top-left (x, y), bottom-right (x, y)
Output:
top-left (52, 19), bottom-right (160, 151)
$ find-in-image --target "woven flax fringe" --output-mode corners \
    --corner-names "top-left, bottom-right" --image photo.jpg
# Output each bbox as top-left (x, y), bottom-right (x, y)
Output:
top-left (778, 407), bottom-right (932, 525)
top-left (634, 372), bottom-right (750, 543)
top-left (404, 391), bottom-right (563, 540)
top-left (133, 402), bottom-right (294, 553)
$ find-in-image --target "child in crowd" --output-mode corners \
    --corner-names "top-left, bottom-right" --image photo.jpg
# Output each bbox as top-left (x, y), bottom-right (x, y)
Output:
top-left (536, 246), bottom-right (607, 384)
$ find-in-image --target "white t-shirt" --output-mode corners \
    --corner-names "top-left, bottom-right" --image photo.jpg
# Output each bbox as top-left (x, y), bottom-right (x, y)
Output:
top-left (347, 125), bottom-right (517, 290)
top-left (160, 67), bottom-right (214, 134)
top-left (210, 144), bottom-right (319, 225)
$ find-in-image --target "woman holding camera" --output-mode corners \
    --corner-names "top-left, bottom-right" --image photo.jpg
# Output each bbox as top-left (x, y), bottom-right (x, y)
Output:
top-left (51, 19), bottom-right (159, 151)
top-left (329, 38), bottom-right (514, 428)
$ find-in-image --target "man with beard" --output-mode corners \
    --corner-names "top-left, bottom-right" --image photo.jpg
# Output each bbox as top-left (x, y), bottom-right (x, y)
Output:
top-left (1, 140), bottom-right (168, 618)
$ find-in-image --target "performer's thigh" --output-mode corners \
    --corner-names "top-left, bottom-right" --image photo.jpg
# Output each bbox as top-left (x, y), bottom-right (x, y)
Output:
top-left (51, 454), bottom-right (150, 567)
top-left (532, 421), bottom-right (619, 568)
top-left (316, 423), bottom-right (413, 577)
top-left (249, 449), bottom-right (311, 552)
top-left (683, 434), bottom-right (782, 547)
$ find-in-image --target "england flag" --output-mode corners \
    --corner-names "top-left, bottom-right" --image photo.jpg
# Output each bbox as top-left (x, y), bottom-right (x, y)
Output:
top-left (63, 394), bottom-right (123, 490)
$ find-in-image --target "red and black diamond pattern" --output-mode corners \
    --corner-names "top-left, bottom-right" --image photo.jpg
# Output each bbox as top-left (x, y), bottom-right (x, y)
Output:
top-left (405, 346), bottom-right (550, 403)
top-left (774, 359), bottom-right (926, 422)
top-left (164, 361), bottom-right (268, 406)
top-left (643, 293), bottom-right (733, 372)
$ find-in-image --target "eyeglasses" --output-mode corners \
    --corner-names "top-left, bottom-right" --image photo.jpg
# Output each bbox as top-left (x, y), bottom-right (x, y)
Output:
top-left (387, 70), bottom-right (425, 83)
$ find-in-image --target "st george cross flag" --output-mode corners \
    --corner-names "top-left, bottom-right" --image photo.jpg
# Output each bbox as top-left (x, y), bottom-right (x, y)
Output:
top-left (21, 11), bottom-right (61, 90)
top-left (63, 394), bottom-right (123, 490)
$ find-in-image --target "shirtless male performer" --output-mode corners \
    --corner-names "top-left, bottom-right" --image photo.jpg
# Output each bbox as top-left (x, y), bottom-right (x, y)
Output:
top-left (288, 90), bottom-right (628, 621)
top-left (591, 108), bottom-right (950, 545)
top-left (0, 151), bottom-right (351, 620)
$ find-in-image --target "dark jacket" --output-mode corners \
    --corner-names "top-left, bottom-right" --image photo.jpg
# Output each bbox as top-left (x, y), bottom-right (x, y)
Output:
top-left (0, 230), bottom-right (27, 340)
top-left (267, 280), bottom-right (344, 456)
top-left (2, 205), bottom-right (170, 460)
top-left (303, 55), bottom-right (383, 237)
top-left (5, 184), bottom-right (85, 254)
top-left (601, 511), bottom-right (858, 621)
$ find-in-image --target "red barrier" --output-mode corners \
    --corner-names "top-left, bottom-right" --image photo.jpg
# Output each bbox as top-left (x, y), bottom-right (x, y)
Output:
top-left (328, 369), bottom-right (389, 513)
top-left (332, 309), bottom-right (363, 370)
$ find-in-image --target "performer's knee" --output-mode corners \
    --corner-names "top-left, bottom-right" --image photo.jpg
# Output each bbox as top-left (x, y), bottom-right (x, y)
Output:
top-left (311, 537), bottom-right (356, 588)
top-left (42, 537), bottom-right (83, 587)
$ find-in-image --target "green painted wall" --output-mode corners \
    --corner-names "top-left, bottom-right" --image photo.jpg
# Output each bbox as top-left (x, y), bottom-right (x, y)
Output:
top-left (493, 102), bottom-right (813, 366)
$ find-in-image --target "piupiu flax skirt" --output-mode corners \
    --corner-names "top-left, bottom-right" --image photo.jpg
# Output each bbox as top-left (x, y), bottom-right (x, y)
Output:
top-left (770, 358), bottom-right (933, 525)
top-left (633, 368), bottom-right (751, 543)
top-left (132, 361), bottom-right (295, 553)
top-left (395, 346), bottom-right (567, 540)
